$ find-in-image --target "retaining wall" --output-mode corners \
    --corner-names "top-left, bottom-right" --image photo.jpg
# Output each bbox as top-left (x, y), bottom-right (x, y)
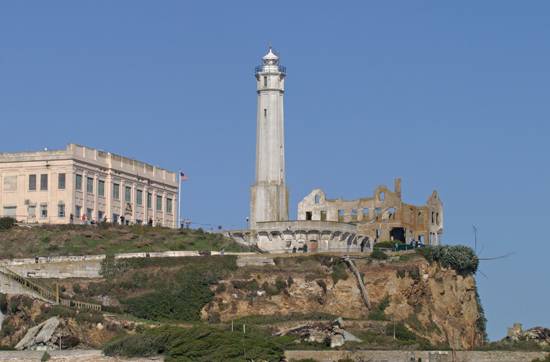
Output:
top-left (285, 350), bottom-right (548, 362)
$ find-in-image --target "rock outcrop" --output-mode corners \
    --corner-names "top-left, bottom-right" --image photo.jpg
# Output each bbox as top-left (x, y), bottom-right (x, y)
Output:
top-left (202, 255), bottom-right (485, 350)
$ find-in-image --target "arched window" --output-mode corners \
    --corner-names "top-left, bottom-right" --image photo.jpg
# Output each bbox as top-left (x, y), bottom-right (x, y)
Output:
top-left (379, 191), bottom-right (385, 201)
top-left (314, 194), bottom-right (321, 204)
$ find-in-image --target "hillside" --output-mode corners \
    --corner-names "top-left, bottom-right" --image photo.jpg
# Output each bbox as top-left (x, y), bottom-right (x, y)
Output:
top-left (0, 224), bottom-right (253, 258)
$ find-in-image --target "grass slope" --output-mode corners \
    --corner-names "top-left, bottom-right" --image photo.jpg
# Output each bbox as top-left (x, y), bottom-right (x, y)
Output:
top-left (0, 225), bottom-right (252, 258)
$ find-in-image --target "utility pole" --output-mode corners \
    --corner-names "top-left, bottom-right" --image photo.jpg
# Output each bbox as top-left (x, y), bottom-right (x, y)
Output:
top-left (473, 225), bottom-right (478, 252)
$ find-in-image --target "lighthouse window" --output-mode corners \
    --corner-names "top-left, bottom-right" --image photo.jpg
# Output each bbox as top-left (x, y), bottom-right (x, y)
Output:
top-left (263, 76), bottom-right (267, 87)
top-left (264, 109), bottom-right (267, 117)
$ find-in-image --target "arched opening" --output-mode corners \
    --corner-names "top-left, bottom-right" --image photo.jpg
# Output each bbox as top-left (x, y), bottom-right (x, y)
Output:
top-left (314, 194), bottom-right (321, 204)
top-left (379, 191), bottom-right (385, 201)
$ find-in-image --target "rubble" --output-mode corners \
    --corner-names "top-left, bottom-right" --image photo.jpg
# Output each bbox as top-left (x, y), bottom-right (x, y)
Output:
top-left (506, 323), bottom-right (550, 346)
top-left (275, 317), bottom-right (362, 348)
top-left (15, 317), bottom-right (79, 351)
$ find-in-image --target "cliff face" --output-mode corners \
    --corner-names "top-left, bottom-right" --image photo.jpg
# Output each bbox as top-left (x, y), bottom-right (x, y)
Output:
top-left (202, 255), bottom-right (485, 350)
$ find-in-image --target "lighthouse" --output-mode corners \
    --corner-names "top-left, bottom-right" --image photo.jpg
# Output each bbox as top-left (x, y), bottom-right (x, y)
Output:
top-left (249, 47), bottom-right (289, 229)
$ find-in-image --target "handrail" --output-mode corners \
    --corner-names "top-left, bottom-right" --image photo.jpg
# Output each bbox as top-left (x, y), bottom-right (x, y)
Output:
top-left (0, 266), bottom-right (101, 312)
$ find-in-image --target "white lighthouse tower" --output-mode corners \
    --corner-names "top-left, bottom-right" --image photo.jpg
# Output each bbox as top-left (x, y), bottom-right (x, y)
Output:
top-left (250, 47), bottom-right (289, 229)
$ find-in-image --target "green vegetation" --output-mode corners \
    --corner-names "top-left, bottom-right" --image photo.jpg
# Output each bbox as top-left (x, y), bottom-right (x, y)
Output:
top-left (532, 355), bottom-right (550, 362)
top-left (374, 241), bottom-right (401, 249)
top-left (0, 293), bottom-right (7, 314)
top-left (330, 261), bottom-right (349, 284)
top-left (103, 325), bottom-right (294, 361)
top-left (417, 245), bottom-right (479, 275)
top-left (368, 295), bottom-right (390, 321)
top-left (78, 255), bottom-right (238, 322)
top-left (0, 217), bottom-right (15, 230)
top-left (232, 312), bottom-right (338, 325)
top-left (40, 352), bottom-right (51, 362)
top-left (370, 249), bottom-right (389, 260)
top-left (0, 224), bottom-right (252, 259)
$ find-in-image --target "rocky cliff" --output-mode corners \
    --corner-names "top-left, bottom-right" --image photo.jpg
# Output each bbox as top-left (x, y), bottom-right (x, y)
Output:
top-left (202, 254), bottom-right (485, 350)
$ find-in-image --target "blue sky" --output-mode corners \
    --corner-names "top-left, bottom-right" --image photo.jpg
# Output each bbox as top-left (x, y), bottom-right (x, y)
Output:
top-left (1, 1), bottom-right (549, 340)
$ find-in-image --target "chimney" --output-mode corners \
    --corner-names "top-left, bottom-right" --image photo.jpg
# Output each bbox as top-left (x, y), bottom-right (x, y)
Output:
top-left (394, 178), bottom-right (402, 197)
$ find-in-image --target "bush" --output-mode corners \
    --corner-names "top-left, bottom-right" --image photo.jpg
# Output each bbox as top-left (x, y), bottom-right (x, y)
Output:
top-left (368, 295), bottom-right (390, 321)
top-left (75, 311), bottom-right (104, 324)
top-left (104, 326), bottom-right (292, 361)
top-left (417, 245), bottom-right (479, 275)
top-left (374, 241), bottom-right (402, 250)
top-left (0, 293), bottom-right (7, 314)
top-left (371, 249), bottom-right (388, 260)
top-left (331, 262), bottom-right (348, 284)
top-left (0, 217), bottom-right (15, 230)
top-left (72, 283), bottom-right (82, 294)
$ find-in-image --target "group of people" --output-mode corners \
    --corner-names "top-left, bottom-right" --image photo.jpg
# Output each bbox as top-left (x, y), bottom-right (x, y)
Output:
top-left (69, 213), bottom-right (156, 227)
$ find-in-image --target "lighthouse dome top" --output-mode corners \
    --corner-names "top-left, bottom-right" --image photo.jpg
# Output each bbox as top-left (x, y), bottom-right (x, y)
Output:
top-left (262, 47), bottom-right (279, 64)
top-left (256, 47), bottom-right (286, 75)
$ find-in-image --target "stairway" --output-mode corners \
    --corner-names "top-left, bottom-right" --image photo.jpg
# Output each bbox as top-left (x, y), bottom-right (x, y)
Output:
top-left (0, 266), bottom-right (101, 311)
top-left (342, 256), bottom-right (371, 310)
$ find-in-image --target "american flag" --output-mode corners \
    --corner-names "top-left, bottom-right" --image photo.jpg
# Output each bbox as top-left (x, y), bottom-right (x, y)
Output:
top-left (180, 171), bottom-right (189, 181)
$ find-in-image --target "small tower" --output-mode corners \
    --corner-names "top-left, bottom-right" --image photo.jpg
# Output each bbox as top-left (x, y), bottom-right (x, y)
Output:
top-left (250, 47), bottom-right (289, 229)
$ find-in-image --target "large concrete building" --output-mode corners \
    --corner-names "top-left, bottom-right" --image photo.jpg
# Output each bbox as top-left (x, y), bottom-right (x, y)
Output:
top-left (0, 144), bottom-right (179, 227)
top-left (230, 47), bottom-right (444, 252)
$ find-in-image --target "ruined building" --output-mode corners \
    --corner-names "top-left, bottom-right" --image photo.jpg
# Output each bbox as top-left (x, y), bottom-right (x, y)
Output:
top-left (230, 48), bottom-right (443, 252)
top-left (298, 178), bottom-right (443, 245)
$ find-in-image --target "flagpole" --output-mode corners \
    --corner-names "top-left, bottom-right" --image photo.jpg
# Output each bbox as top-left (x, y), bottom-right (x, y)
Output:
top-left (177, 171), bottom-right (182, 229)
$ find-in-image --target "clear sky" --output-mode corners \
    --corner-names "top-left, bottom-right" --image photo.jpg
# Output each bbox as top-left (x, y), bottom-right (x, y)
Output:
top-left (1, 1), bottom-right (548, 341)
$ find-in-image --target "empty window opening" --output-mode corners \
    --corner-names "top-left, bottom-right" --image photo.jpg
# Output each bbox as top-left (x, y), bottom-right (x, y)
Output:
top-left (338, 209), bottom-right (345, 222)
top-left (314, 194), bottom-right (321, 204)
top-left (305, 211), bottom-right (312, 220)
top-left (375, 207), bottom-right (382, 216)
top-left (385, 207), bottom-right (396, 220)
top-left (379, 191), bottom-right (385, 201)
top-left (390, 227), bottom-right (406, 243)
top-left (362, 208), bottom-right (369, 218)
top-left (431, 212), bottom-right (435, 224)
top-left (320, 210), bottom-right (327, 221)
top-left (263, 76), bottom-right (267, 87)
top-left (264, 108), bottom-right (267, 118)
top-left (351, 208), bottom-right (358, 221)
top-left (436, 212), bottom-right (440, 225)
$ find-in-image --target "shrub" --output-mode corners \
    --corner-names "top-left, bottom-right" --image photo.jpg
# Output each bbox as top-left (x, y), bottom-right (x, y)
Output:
top-left (368, 295), bottom-right (390, 321)
top-left (374, 241), bottom-right (402, 250)
top-left (331, 262), bottom-right (348, 284)
top-left (0, 293), bottom-right (7, 314)
top-left (371, 249), bottom-right (388, 260)
top-left (72, 283), bottom-right (82, 294)
top-left (417, 245), bottom-right (479, 275)
top-left (75, 311), bottom-right (104, 324)
top-left (232, 279), bottom-right (259, 292)
top-left (41, 352), bottom-right (50, 362)
top-left (0, 321), bottom-right (15, 338)
top-left (0, 217), bottom-right (15, 230)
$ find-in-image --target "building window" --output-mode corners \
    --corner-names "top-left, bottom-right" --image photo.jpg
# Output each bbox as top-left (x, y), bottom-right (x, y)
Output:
top-left (113, 183), bottom-right (120, 200)
top-left (314, 194), bottom-right (321, 204)
top-left (86, 208), bottom-right (93, 221)
top-left (3, 176), bottom-right (17, 192)
top-left (75, 174), bottom-right (83, 191)
top-left (338, 209), bottom-right (345, 222)
top-left (87, 177), bottom-right (94, 194)
top-left (98, 180), bottom-right (105, 197)
top-left (40, 174), bottom-right (48, 191)
top-left (363, 208), bottom-right (369, 218)
top-left (29, 175), bottom-right (36, 191)
top-left (58, 203), bottom-right (65, 218)
top-left (58, 173), bottom-right (66, 190)
top-left (3, 206), bottom-right (16, 218)
top-left (305, 211), bottom-right (312, 220)
top-left (351, 209), bottom-right (358, 221)
top-left (320, 210), bottom-right (327, 221)
top-left (125, 186), bottom-right (132, 202)
top-left (136, 190), bottom-right (143, 206)
top-left (166, 198), bottom-right (173, 213)
top-left (156, 195), bottom-right (162, 210)
top-left (75, 205), bottom-right (82, 218)
top-left (40, 204), bottom-right (48, 218)
top-left (263, 76), bottom-right (267, 87)
top-left (264, 108), bottom-right (267, 117)
top-left (379, 191), bottom-right (385, 201)
top-left (112, 213), bottom-right (119, 224)
top-left (28, 205), bottom-right (36, 218)
top-left (147, 193), bottom-right (152, 209)
top-left (98, 211), bottom-right (104, 221)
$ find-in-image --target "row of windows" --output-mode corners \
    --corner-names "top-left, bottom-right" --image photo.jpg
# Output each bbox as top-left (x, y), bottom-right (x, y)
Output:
top-left (75, 174), bottom-right (173, 212)
top-left (26, 173), bottom-right (65, 191)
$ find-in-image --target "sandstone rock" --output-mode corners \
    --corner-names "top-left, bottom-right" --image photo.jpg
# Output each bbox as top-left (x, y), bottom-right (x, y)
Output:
top-left (330, 334), bottom-right (345, 348)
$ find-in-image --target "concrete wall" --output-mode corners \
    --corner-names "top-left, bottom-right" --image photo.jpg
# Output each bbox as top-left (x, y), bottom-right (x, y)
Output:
top-left (285, 350), bottom-right (548, 362)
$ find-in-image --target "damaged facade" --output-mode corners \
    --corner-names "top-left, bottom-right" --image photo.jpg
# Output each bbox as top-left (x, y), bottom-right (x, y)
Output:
top-left (298, 178), bottom-right (443, 245)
